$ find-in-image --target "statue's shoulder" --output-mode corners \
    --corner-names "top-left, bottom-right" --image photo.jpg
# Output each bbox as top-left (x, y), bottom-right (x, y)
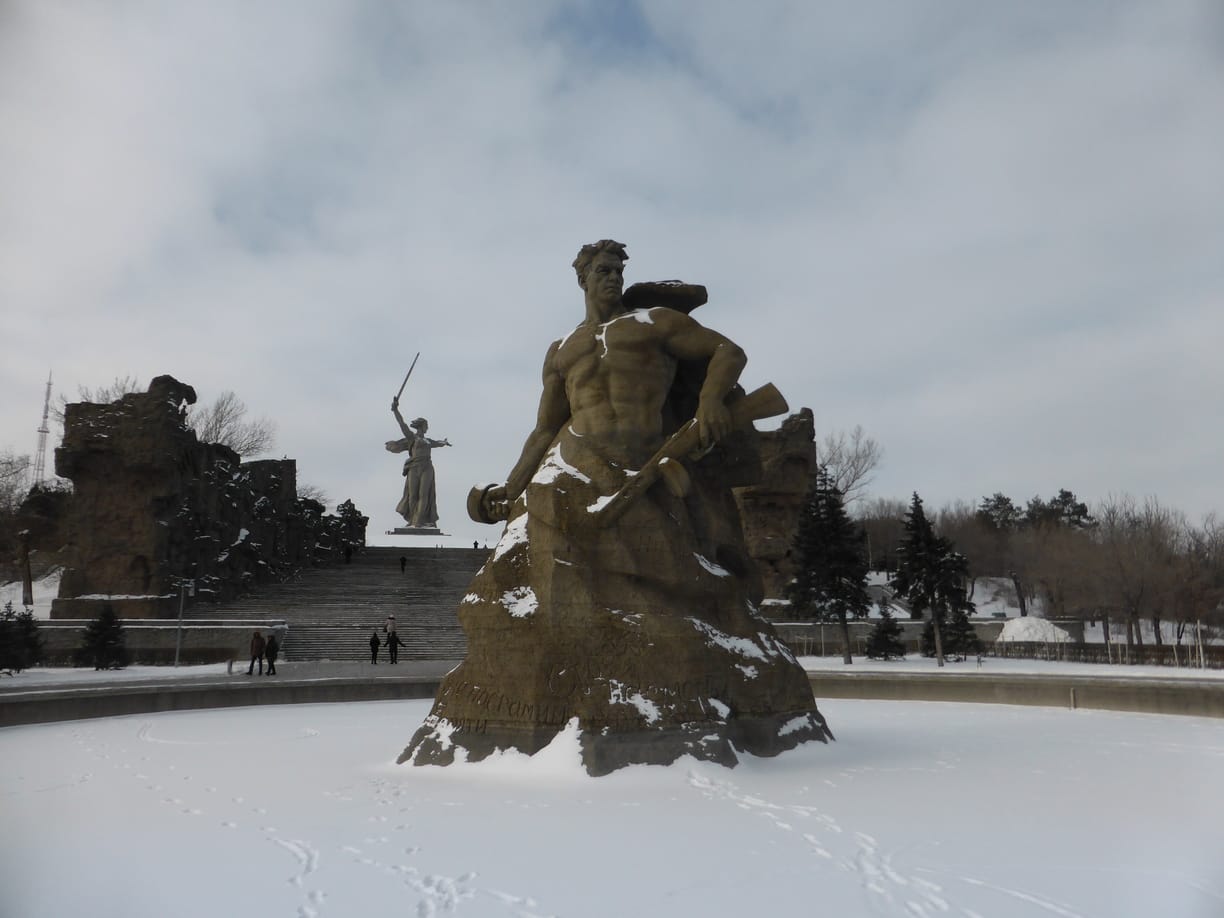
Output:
top-left (550, 323), bottom-right (589, 359)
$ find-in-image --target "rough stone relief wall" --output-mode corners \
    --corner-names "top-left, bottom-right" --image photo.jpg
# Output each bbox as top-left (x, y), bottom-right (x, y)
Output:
top-left (734, 407), bottom-right (817, 603)
top-left (44, 375), bottom-right (367, 619)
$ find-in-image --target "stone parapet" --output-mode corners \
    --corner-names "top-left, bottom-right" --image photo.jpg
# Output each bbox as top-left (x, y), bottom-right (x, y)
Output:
top-left (0, 671), bottom-right (438, 728)
top-left (808, 670), bottom-right (1224, 719)
top-left (28, 620), bottom-right (286, 666)
top-left (4, 665), bottom-right (1220, 729)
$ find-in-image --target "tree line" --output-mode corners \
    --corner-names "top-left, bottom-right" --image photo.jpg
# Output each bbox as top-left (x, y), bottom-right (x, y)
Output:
top-left (793, 473), bottom-right (1224, 664)
top-left (788, 424), bottom-right (1223, 665)
top-left (861, 489), bottom-right (1224, 651)
top-left (788, 475), bottom-right (982, 667)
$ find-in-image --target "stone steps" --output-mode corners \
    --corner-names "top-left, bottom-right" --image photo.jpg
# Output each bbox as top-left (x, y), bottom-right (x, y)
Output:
top-left (188, 546), bottom-right (487, 661)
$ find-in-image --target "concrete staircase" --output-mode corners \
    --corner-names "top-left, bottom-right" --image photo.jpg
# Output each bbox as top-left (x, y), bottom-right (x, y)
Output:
top-left (184, 546), bottom-right (489, 662)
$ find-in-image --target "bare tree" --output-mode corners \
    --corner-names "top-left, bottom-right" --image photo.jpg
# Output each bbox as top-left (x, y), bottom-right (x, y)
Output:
top-left (933, 499), bottom-right (978, 540)
top-left (1021, 524), bottom-right (1098, 621)
top-left (189, 391), bottom-right (276, 457)
top-left (0, 451), bottom-right (32, 579)
top-left (854, 496), bottom-right (907, 571)
top-left (0, 451), bottom-right (31, 516)
top-left (53, 376), bottom-right (142, 424)
top-left (297, 483), bottom-right (329, 509)
top-left (1095, 494), bottom-right (1180, 658)
top-left (1168, 515), bottom-right (1224, 659)
top-left (817, 425), bottom-right (882, 504)
top-left (55, 377), bottom-right (275, 458)
top-left (969, 488), bottom-right (1099, 623)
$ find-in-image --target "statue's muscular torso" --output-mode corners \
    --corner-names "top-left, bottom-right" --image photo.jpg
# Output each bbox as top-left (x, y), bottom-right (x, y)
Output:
top-left (495, 299), bottom-right (743, 506)
top-left (552, 308), bottom-right (681, 457)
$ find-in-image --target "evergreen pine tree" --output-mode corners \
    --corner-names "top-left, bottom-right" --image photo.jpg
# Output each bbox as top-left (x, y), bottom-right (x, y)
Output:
top-left (920, 602), bottom-right (981, 660)
top-left (934, 546), bottom-right (977, 659)
top-left (0, 601), bottom-right (16, 674)
top-left (942, 602), bottom-right (982, 660)
top-left (891, 493), bottom-right (936, 622)
top-left (787, 468), bottom-right (872, 664)
top-left (75, 605), bottom-right (130, 670)
top-left (0, 601), bottom-right (43, 673)
top-left (892, 493), bottom-right (978, 666)
top-left (15, 607), bottom-right (44, 670)
top-left (865, 600), bottom-right (906, 660)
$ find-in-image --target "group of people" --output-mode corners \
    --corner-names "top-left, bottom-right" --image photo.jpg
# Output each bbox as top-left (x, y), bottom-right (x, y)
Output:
top-left (247, 620), bottom-right (406, 672)
top-left (248, 622), bottom-right (407, 669)
top-left (370, 614), bottom-right (404, 664)
top-left (247, 630), bottom-right (279, 675)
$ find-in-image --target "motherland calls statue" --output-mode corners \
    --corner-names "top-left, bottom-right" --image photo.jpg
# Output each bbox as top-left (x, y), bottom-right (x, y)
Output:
top-left (385, 397), bottom-right (451, 530)
top-left (399, 240), bottom-right (833, 775)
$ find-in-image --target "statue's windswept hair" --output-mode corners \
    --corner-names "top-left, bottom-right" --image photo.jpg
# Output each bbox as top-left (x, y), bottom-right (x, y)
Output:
top-left (572, 239), bottom-right (628, 289)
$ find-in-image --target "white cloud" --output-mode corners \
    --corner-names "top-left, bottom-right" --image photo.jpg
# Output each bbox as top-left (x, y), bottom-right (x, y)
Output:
top-left (2, 0), bottom-right (1222, 548)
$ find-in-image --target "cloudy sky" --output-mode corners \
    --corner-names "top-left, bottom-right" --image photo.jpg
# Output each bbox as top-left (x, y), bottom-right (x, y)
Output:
top-left (2, 1), bottom-right (1222, 546)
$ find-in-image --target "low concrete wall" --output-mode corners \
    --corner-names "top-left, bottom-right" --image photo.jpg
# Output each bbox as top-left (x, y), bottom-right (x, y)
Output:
top-left (33, 621), bottom-right (287, 666)
top-left (774, 619), bottom-right (1009, 655)
top-left (0, 675), bottom-right (439, 728)
top-left (807, 671), bottom-right (1224, 719)
top-left (3, 668), bottom-right (1221, 729)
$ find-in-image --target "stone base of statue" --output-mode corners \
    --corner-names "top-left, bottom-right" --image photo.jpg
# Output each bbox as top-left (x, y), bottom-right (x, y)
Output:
top-left (386, 526), bottom-right (445, 536)
top-left (398, 460), bottom-right (834, 776)
top-left (399, 613), bottom-right (832, 775)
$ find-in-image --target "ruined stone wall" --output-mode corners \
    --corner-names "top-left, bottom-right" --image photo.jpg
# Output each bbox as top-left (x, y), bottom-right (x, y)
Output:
top-left (48, 375), bottom-right (368, 620)
top-left (734, 408), bottom-right (817, 600)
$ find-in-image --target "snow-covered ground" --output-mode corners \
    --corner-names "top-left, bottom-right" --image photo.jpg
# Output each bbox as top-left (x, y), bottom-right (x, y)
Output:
top-left (2, 698), bottom-right (1220, 918)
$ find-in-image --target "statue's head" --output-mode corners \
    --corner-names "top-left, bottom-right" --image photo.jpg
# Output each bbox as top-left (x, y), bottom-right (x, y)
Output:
top-left (411, 418), bottom-right (428, 432)
top-left (573, 239), bottom-right (628, 290)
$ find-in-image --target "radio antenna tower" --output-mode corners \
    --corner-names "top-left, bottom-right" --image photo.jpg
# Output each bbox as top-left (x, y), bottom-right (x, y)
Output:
top-left (32, 371), bottom-right (53, 486)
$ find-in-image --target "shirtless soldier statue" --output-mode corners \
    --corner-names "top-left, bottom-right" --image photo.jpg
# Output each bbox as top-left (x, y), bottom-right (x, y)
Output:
top-left (399, 240), bottom-right (833, 775)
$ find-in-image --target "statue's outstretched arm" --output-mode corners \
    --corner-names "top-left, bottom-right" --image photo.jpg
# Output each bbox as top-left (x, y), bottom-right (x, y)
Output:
top-left (390, 398), bottom-right (414, 439)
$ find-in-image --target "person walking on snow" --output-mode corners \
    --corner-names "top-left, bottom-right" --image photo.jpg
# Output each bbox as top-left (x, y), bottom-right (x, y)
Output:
top-left (247, 630), bottom-right (266, 675)
top-left (264, 633), bottom-right (279, 676)
top-left (386, 629), bottom-right (404, 664)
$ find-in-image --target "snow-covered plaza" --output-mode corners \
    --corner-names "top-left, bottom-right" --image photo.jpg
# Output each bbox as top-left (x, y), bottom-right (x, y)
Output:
top-left (2, 692), bottom-right (1221, 918)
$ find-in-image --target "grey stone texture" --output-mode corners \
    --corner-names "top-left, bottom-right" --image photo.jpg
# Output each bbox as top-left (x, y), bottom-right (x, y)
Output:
top-left (43, 375), bottom-right (367, 619)
top-left (734, 407), bottom-right (818, 601)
